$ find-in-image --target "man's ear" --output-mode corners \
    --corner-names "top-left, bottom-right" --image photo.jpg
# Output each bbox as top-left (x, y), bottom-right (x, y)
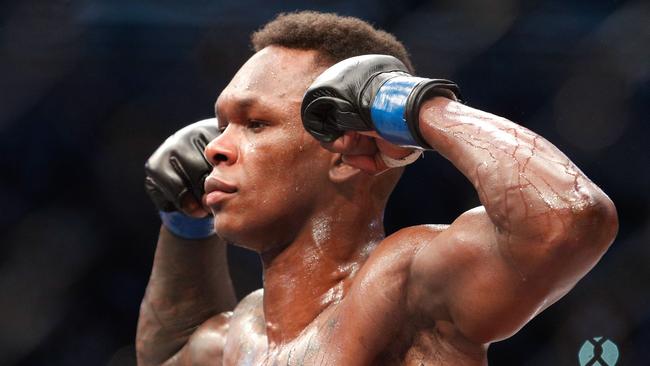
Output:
top-left (329, 153), bottom-right (362, 183)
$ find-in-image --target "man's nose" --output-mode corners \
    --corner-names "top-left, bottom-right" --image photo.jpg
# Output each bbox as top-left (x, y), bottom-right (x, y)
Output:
top-left (204, 129), bottom-right (237, 167)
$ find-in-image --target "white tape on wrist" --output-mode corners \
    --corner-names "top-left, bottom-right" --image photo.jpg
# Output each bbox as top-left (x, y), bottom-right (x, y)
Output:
top-left (380, 149), bottom-right (423, 168)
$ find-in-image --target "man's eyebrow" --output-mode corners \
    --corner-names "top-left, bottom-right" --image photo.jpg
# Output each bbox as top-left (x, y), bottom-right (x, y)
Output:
top-left (214, 96), bottom-right (259, 111)
top-left (214, 95), bottom-right (259, 117)
top-left (236, 96), bottom-right (258, 109)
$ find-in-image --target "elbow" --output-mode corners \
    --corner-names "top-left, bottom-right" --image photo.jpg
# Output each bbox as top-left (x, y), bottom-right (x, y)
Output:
top-left (552, 189), bottom-right (618, 252)
top-left (585, 191), bottom-right (618, 249)
top-left (597, 191), bottom-right (618, 240)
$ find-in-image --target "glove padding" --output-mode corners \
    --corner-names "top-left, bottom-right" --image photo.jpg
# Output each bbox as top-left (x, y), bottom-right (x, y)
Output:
top-left (144, 118), bottom-right (219, 212)
top-left (301, 54), bottom-right (460, 148)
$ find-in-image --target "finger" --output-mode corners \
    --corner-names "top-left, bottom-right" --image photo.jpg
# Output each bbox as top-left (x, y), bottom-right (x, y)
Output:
top-left (375, 138), bottom-right (416, 159)
top-left (356, 131), bottom-right (415, 159)
top-left (357, 130), bottom-right (382, 139)
top-left (323, 131), bottom-right (377, 155)
top-left (181, 193), bottom-right (210, 218)
top-left (341, 154), bottom-right (378, 173)
top-left (342, 154), bottom-right (389, 175)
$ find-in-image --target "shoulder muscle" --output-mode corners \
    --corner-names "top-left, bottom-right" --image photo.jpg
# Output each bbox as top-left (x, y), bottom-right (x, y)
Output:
top-left (165, 311), bottom-right (233, 366)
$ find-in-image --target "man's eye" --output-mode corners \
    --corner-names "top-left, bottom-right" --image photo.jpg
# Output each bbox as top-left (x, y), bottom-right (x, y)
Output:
top-left (248, 120), bottom-right (267, 131)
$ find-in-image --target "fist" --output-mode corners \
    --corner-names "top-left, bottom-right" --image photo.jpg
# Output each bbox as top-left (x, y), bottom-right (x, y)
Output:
top-left (301, 54), bottom-right (460, 149)
top-left (144, 119), bottom-right (219, 216)
top-left (301, 54), bottom-right (408, 143)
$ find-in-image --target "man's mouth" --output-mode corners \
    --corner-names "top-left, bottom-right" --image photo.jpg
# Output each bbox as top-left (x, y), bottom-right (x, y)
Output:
top-left (203, 175), bottom-right (237, 206)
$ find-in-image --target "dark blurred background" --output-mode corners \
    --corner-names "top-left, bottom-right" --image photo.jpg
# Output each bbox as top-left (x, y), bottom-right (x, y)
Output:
top-left (0, 0), bottom-right (648, 365)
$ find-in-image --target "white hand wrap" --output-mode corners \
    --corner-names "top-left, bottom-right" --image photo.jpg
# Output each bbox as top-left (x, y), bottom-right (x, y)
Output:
top-left (380, 149), bottom-right (423, 168)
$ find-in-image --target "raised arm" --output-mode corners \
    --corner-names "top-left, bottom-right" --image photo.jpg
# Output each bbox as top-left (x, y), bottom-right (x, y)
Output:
top-left (137, 119), bottom-right (236, 365)
top-left (405, 97), bottom-right (618, 343)
top-left (137, 230), bottom-right (234, 365)
top-left (301, 54), bottom-right (618, 344)
top-left (417, 97), bottom-right (617, 247)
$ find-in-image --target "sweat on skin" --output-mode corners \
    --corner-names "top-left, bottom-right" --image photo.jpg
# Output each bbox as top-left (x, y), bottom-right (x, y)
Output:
top-left (136, 45), bottom-right (618, 366)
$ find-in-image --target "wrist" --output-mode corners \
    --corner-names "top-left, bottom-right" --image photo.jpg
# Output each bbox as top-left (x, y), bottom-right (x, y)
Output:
top-left (369, 75), bottom-right (460, 149)
top-left (159, 211), bottom-right (215, 240)
top-left (370, 75), bottom-right (427, 148)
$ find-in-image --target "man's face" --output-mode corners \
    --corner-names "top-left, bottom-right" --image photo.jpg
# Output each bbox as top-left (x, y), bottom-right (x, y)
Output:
top-left (204, 46), bottom-right (334, 251)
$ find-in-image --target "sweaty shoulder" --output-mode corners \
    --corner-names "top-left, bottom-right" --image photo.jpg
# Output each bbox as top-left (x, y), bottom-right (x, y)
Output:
top-left (358, 224), bottom-right (450, 284)
top-left (170, 290), bottom-right (265, 366)
top-left (222, 289), bottom-right (268, 365)
top-left (332, 225), bottom-right (450, 356)
top-left (372, 224), bottom-right (450, 262)
top-left (170, 311), bottom-right (233, 365)
top-left (363, 223), bottom-right (451, 313)
top-left (233, 288), bottom-right (265, 313)
top-left (352, 221), bottom-right (487, 363)
top-left (351, 224), bottom-right (450, 296)
top-left (384, 224), bottom-right (450, 247)
top-left (227, 288), bottom-right (266, 335)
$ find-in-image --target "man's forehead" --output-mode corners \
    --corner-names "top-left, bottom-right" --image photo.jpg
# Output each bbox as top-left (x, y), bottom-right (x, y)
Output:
top-left (224, 46), bottom-right (325, 98)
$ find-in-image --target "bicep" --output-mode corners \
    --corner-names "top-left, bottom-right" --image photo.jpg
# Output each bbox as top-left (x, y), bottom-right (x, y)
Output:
top-left (407, 207), bottom-right (574, 344)
top-left (164, 312), bottom-right (233, 366)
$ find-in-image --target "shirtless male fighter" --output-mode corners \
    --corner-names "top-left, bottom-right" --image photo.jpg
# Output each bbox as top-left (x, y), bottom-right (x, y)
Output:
top-left (137, 11), bottom-right (618, 365)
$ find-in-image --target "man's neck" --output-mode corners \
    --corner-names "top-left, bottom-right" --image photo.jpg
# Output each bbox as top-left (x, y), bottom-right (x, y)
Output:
top-left (259, 203), bottom-right (385, 347)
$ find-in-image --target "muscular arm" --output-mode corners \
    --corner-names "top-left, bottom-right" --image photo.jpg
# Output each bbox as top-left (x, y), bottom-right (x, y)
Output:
top-left (407, 97), bottom-right (618, 343)
top-left (136, 227), bottom-right (236, 365)
top-left (300, 54), bottom-right (618, 345)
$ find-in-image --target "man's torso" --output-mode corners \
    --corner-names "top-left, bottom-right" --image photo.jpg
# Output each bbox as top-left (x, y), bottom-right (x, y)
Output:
top-left (211, 225), bottom-right (487, 365)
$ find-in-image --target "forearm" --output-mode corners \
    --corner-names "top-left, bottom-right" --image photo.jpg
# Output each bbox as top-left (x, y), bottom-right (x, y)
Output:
top-left (301, 53), bottom-right (616, 244)
top-left (136, 227), bottom-right (236, 365)
top-left (419, 97), bottom-right (616, 242)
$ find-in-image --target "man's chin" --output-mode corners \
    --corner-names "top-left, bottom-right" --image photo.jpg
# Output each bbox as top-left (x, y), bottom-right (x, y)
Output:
top-left (216, 227), bottom-right (283, 254)
top-left (213, 213), bottom-right (292, 253)
top-left (220, 233), bottom-right (269, 253)
top-left (214, 223), bottom-right (261, 251)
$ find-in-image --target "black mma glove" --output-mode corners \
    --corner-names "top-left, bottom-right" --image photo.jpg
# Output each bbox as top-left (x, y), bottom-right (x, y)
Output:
top-left (144, 118), bottom-right (219, 239)
top-left (301, 54), bottom-right (461, 149)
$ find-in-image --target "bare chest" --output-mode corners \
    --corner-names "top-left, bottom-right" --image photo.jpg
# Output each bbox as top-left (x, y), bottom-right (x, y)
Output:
top-left (222, 306), bottom-right (484, 366)
top-left (223, 306), bottom-right (370, 366)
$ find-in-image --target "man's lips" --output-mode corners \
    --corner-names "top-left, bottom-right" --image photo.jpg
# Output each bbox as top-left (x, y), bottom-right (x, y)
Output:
top-left (203, 175), bottom-right (237, 206)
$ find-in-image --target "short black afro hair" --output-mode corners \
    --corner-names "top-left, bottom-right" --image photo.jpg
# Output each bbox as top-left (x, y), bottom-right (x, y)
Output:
top-left (251, 11), bottom-right (414, 73)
